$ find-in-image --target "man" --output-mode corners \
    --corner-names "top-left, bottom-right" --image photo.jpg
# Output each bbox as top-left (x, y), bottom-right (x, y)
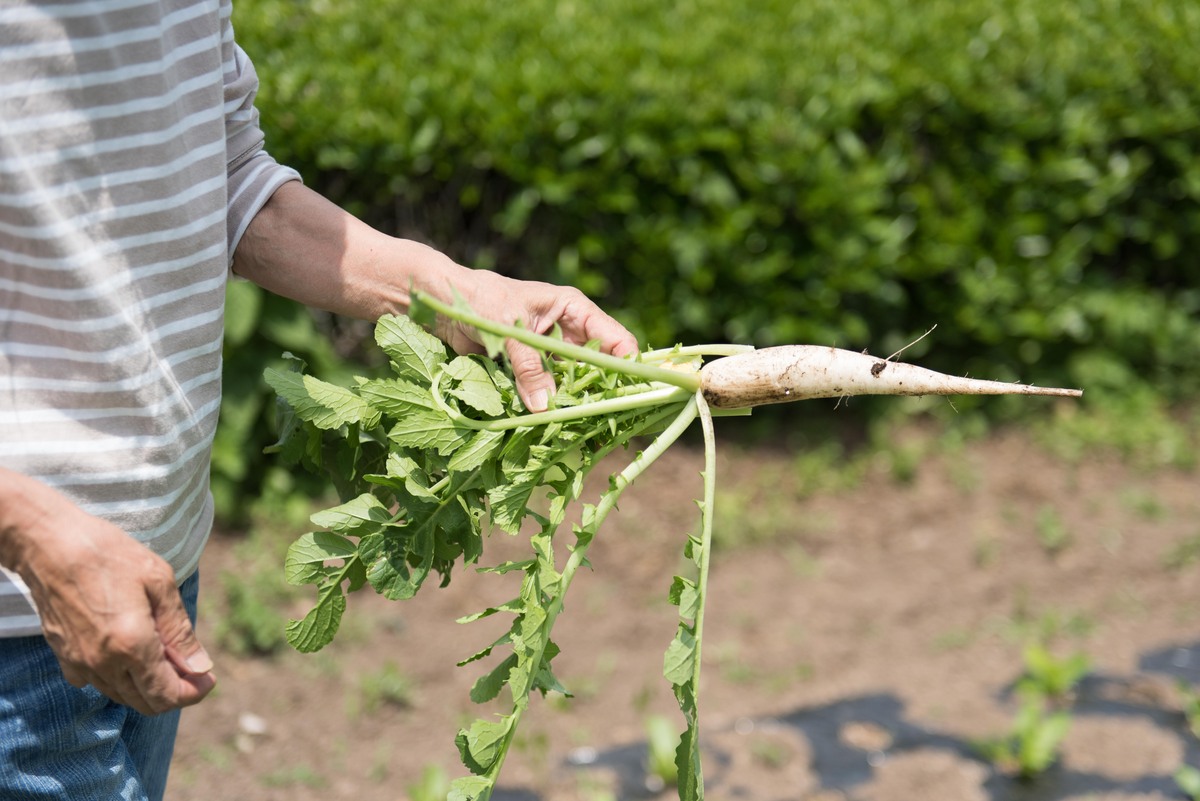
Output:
top-left (0, 2), bottom-right (638, 799)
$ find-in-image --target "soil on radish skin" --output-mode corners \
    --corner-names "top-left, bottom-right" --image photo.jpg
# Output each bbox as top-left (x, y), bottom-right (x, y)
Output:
top-left (170, 426), bottom-right (1200, 801)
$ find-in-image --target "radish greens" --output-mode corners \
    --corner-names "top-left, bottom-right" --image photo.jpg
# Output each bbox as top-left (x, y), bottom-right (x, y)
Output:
top-left (265, 293), bottom-right (737, 800)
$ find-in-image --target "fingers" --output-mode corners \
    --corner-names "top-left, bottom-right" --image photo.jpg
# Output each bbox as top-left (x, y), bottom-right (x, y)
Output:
top-left (69, 609), bottom-right (214, 715)
top-left (438, 273), bottom-right (640, 412)
top-left (47, 564), bottom-right (215, 715)
top-left (127, 656), bottom-right (217, 715)
top-left (139, 570), bottom-right (216, 711)
top-left (83, 663), bottom-right (214, 717)
top-left (51, 610), bottom-right (212, 716)
top-left (506, 339), bottom-right (555, 412)
top-left (563, 303), bottom-right (639, 358)
top-left (152, 576), bottom-right (213, 677)
top-left (512, 291), bottom-right (638, 410)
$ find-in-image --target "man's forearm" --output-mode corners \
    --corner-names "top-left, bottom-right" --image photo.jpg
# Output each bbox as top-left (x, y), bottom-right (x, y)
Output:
top-left (231, 180), bottom-right (471, 320)
top-left (231, 180), bottom-right (639, 412)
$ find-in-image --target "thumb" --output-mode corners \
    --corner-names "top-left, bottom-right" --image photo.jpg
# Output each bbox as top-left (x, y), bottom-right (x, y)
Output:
top-left (150, 580), bottom-right (212, 677)
top-left (508, 339), bottom-right (555, 413)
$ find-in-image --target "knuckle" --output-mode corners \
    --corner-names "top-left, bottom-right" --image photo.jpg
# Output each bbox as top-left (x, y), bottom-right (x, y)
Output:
top-left (101, 616), bottom-right (153, 662)
top-left (512, 359), bottom-right (544, 381)
top-left (145, 562), bottom-right (177, 592)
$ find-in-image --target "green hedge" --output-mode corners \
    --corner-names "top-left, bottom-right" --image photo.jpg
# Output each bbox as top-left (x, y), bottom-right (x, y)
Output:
top-left (232, 0), bottom-right (1200, 407)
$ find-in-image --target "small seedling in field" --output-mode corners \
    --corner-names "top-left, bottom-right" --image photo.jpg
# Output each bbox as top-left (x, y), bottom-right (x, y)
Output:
top-left (267, 293), bottom-right (1081, 801)
top-left (1016, 643), bottom-right (1090, 704)
top-left (976, 696), bottom-right (1072, 781)
top-left (999, 595), bottom-right (1094, 644)
top-left (1176, 764), bottom-right (1200, 801)
top-left (1177, 681), bottom-right (1200, 739)
top-left (1164, 534), bottom-right (1200, 572)
top-left (645, 715), bottom-right (680, 791)
top-left (215, 569), bottom-right (289, 656)
top-left (214, 527), bottom-right (297, 656)
top-left (977, 644), bottom-right (1089, 780)
top-left (1034, 506), bottom-right (1071, 556)
top-left (352, 661), bottom-right (415, 716)
top-left (406, 764), bottom-right (451, 801)
top-left (1122, 488), bottom-right (1169, 521)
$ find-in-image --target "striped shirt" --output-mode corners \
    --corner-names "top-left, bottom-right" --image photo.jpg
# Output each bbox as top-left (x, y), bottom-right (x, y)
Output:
top-left (0, 0), bottom-right (300, 636)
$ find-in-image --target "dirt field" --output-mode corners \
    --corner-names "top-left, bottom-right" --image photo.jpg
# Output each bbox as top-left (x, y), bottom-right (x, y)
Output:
top-left (169, 420), bottom-right (1200, 801)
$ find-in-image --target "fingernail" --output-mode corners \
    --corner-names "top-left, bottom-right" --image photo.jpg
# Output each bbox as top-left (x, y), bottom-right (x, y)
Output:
top-left (185, 647), bottom-right (213, 674)
top-left (528, 388), bottom-right (548, 412)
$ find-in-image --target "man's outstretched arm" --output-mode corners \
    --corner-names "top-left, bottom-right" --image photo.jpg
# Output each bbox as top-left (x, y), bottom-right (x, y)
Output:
top-left (231, 181), bottom-right (639, 412)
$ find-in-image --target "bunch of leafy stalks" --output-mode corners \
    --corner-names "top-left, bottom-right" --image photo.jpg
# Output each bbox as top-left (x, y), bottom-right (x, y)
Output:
top-left (265, 293), bottom-right (1080, 801)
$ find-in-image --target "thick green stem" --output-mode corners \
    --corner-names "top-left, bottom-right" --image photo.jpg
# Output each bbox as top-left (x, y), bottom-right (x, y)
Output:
top-left (691, 392), bottom-right (717, 719)
top-left (480, 398), bottom-right (701, 792)
top-left (430, 370), bottom-right (691, 431)
top-left (415, 291), bottom-right (702, 392)
top-left (641, 344), bottom-right (755, 361)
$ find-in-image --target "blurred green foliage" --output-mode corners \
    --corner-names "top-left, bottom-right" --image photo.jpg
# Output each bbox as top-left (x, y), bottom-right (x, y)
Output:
top-left (213, 281), bottom-right (364, 524)
top-left (214, 0), bottom-right (1200, 519)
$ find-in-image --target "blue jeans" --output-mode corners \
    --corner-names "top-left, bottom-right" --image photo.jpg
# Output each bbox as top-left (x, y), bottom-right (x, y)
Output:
top-left (0, 571), bottom-right (200, 801)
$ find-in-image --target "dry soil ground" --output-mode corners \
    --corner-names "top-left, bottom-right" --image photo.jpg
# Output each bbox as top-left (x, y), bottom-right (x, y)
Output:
top-left (169, 421), bottom-right (1200, 801)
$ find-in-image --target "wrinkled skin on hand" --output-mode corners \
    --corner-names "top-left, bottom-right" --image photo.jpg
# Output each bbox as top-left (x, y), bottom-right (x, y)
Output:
top-left (0, 478), bottom-right (215, 715)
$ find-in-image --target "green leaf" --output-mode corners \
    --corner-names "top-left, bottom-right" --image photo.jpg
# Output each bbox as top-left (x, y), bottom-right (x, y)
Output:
top-left (456, 718), bottom-right (512, 775)
top-left (445, 356), bottom-right (506, 417)
top-left (357, 376), bottom-right (439, 418)
top-left (457, 599), bottom-right (525, 625)
top-left (669, 575), bottom-right (701, 621)
top-left (674, 718), bottom-right (704, 801)
top-left (663, 626), bottom-right (698, 687)
top-left (364, 452), bottom-right (442, 503)
top-left (284, 531), bottom-right (357, 585)
top-left (310, 492), bottom-right (392, 533)
top-left (475, 561), bottom-right (536, 577)
top-left (374, 313), bottom-right (447, 384)
top-left (1175, 765), bottom-right (1200, 798)
top-left (449, 429), bottom-right (507, 473)
top-left (388, 409), bottom-right (472, 455)
top-left (263, 366), bottom-right (322, 467)
top-left (486, 478), bottom-right (541, 534)
top-left (457, 631), bottom-right (513, 667)
top-left (448, 775), bottom-right (493, 801)
top-left (530, 532), bottom-right (562, 595)
top-left (358, 529), bottom-right (420, 600)
top-left (486, 432), bottom-right (584, 533)
top-left (470, 653), bottom-right (518, 704)
top-left (506, 612), bottom-right (548, 708)
top-left (285, 581), bottom-right (347, 653)
top-left (264, 368), bottom-right (381, 430)
top-left (533, 642), bottom-right (571, 697)
top-left (1020, 710), bottom-right (1070, 775)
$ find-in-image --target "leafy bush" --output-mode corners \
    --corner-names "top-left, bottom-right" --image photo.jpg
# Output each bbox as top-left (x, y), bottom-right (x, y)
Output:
top-left (213, 281), bottom-right (369, 523)
top-left (216, 0), bottom-right (1198, 521)
top-left (233, 0), bottom-right (1200, 412)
